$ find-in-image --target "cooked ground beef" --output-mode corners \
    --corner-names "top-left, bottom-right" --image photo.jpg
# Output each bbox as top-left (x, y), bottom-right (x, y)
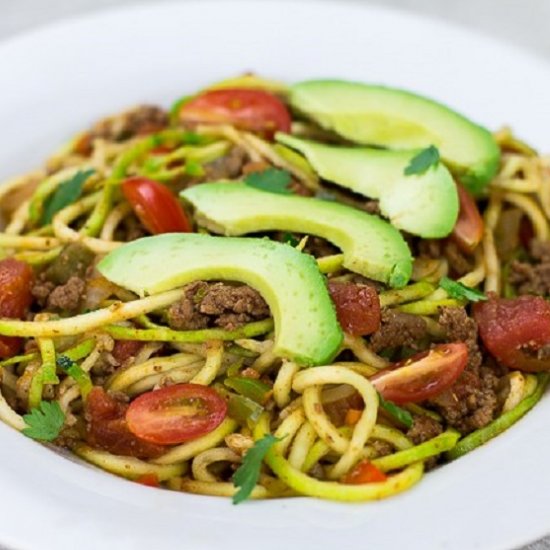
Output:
top-left (428, 307), bottom-right (502, 434)
top-left (46, 276), bottom-right (86, 312)
top-left (167, 281), bottom-right (270, 331)
top-left (509, 240), bottom-right (550, 295)
top-left (406, 415), bottom-right (443, 445)
top-left (43, 243), bottom-right (94, 285)
top-left (304, 236), bottom-right (339, 258)
top-left (438, 307), bottom-right (482, 371)
top-left (369, 309), bottom-right (428, 352)
top-left (428, 365), bottom-right (500, 434)
top-left (364, 200), bottom-right (381, 215)
top-left (370, 439), bottom-right (394, 458)
top-left (444, 241), bottom-right (474, 277)
top-left (91, 105), bottom-right (168, 141)
top-left (203, 147), bottom-right (247, 180)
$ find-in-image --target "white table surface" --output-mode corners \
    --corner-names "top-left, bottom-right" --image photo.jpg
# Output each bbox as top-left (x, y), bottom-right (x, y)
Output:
top-left (1, 1), bottom-right (549, 549)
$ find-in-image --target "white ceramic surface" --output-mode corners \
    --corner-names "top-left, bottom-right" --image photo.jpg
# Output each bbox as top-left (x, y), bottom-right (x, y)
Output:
top-left (0, 2), bottom-right (549, 549)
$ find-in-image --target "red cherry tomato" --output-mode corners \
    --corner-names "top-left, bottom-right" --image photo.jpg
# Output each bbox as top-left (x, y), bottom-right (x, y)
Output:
top-left (328, 282), bottom-right (381, 336)
top-left (126, 384), bottom-right (227, 445)
top-left (0, 258), bottom-right (34, 358)
top-left (178, 89), bottom-right (291, 139)
top-left (342, 460), bottom-right (387, 484)
top-left (121, 177), bottom-right (192, 235)
top-left (370, 343), bottom-right (469, 404)
top-left (135, 474), bottom-right (160, 488)
top-left (474, 295), bottom-right (550, 372)
top-left (85, 387), bottom-right (165, 459)
top-left (451, 182), bottom-right (484, 254)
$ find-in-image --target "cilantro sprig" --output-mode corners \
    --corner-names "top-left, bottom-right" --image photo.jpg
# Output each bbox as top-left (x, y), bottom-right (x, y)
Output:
top-left (22, 401), bottom-right (65, 442)
top-left (57, 355), bottom-right (93, 398)
top-left (42, 169), bottom-right (95, 225)
top-left (404, 146), bottom-right (440, 176)
top-left (378, 393), bottom-right (413, 428)
top-left (232, 434), bottom-right (279, 504)
top-left (439, 276), bottom-right (487, 302)
top-left (244, 168), bottom-right (293, 195)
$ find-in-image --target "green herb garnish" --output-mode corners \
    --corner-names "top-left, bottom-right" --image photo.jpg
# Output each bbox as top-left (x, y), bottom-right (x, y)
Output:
top-left (232, 434), bottom-right (279, 504)
top-left (404, 146), bottom-right (440, 176)
top-left (282, 232), bottom-right (299, 247)
top-left (378, 393), bottom-right (413, 428)
top-left (244, 168), bottom-right (292, 195)
top-left (57, 355), bottom-right (93, 398)
top-left (439, 276), bottom-right (487, 302)
top-left (22, 401), bottom-right (65, 441)
top-left (42, 169), bottom-right (95, 224)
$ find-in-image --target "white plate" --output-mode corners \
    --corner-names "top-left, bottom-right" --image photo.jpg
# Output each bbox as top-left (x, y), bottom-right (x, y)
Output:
top-left (1, 2), bottom-right (549, 549)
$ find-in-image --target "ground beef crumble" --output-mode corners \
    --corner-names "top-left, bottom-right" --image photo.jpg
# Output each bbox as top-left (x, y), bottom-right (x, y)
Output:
top-left (427, 307), bottom-right (503, 434)
top-left (509, 240), bottom-right (550, 295)
top-left (91, 105), bottom-right (168, 141)
top-left (406, 415), bottom-right (443, 445)
top-left (369, 309), bottom-right (428, 352)
top-left (167, 281), bottom-right (270, 331)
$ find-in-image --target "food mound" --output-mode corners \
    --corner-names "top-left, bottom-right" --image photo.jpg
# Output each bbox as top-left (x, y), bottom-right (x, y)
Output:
top-left (0, 74), bottom-right (548, 503)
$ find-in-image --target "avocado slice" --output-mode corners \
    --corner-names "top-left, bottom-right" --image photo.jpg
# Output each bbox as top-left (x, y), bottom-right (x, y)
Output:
top-left (276, 134), bottom-right (458, 238)
top-left (289, 80), bottom-right (500, 193)
top-left (98, 234), bottom-right (343, 366)
top-left (181, 182), bottom-right (412, 287)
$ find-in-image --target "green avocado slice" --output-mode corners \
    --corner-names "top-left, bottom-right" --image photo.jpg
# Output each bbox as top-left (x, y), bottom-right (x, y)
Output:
top-left (276, 134), bottom-right (458, 238)
top-left (181, 182), bottom-right (412, 287)
top-left (97, 234), bottom-right (343, 366)
top-left (289, 80), bottom-right (500, 194)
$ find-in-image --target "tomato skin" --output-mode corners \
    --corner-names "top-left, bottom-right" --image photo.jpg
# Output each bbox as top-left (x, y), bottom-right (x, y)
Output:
top-left (370, 343), bottom-right (469, 404)
top-left (111, 340), bottom-right (144, 365)
top-left (342, 460), bottom-right (387, 484)
top-left (121, 177), bottom-right (192, 235)
top-left (135, 474), bottom-right (160, 487)
top-left (0, 258), bottom-right (34, 358)
top-left (328, 282), bottom-right (381, 336)
top-left (451, 182), bottom-right (484, 253)
top-left (85, 387), bottom-right (165, 459)
top-left (126, 384), bottom-right (227, 445)
top-left (178, 89), bottom-right (291, 139)
top-left (474, 295), bottom-right (550, 372)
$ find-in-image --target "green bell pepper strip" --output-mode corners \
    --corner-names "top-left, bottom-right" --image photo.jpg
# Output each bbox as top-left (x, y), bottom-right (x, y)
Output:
top-left (224, 377), bottom-right (272, 405)
top-left (227, 394), bottom-right (265, 426)
top-left (447, 373), bottom-right (550, 460)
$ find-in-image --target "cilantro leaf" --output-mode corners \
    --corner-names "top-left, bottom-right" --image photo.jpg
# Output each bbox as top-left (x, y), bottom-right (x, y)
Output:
top-left (22, 401), bottom-right (65, 441)
top-left (282, 232), bottom-right (299, 247)
top-left (439, 276), bottom-right (487, 302)
top-left (404, 146), bottom-right (440, 176)
top-left (57, 355), bottom-right (93, 398)
top-left (232, 434), bottom-right (278, 504)
top-left (42, 169), bottom-right (95, 225)
top-left (378, 393), bottom-right (413, 428)
top-left (244, 168), bottom-right (292, 195)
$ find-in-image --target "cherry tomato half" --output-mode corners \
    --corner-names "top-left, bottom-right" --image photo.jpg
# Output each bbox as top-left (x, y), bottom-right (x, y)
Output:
top-left (0, 258), bottom-right (34, 358)
top-left (178, 89), bottom-right (291, 139)
top-left (451, 182), bottom-right (484, 254)
top-left (328, 282), bottom-right (381, 336)
top-left (370, 343), bottom-right (469, 404)
top-left (85, 387), bottom-right (165, 459)
top-left (342, 460), bottom-right (387, 484)
top-left (121, 177), bottom-right (192, 235)
top-left (474, 295), bottom-right (550, 372)
top-left (126, 383), bottom-right (227, 445)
